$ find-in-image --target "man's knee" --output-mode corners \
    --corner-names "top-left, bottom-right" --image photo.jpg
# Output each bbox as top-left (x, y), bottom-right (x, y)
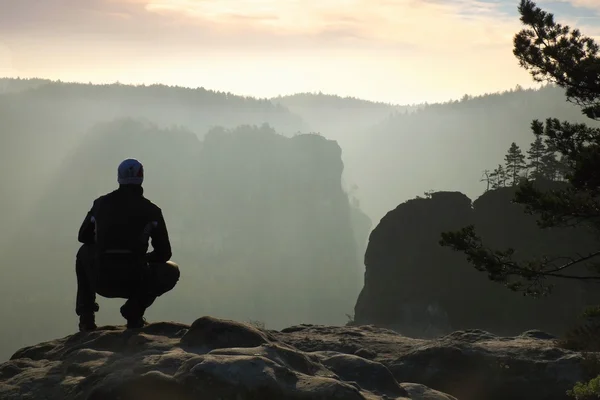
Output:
top-left (151, 260), bottom-right (180, 296)
top-left (76, 243), bottom-right (95, 261)
top-left (76, 244), bottom-right (95, 271)
top-left (163, 261), bottom-right (180, 291)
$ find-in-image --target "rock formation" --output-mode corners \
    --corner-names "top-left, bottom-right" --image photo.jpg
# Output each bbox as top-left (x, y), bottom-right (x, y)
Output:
top-left (354, 187), bottom-right (600, 337)
top-left (0, 316), bottom-right (586, 400)
top-left (0, 121), bottom-right (368, 361)
top-left (0, 79), bottom-right (307, 250)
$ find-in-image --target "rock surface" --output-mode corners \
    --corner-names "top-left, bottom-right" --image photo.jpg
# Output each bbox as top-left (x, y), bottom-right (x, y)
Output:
top-left (0, 316), bottom-right (587, 400)
top-left (354, 187), bottom-right (600, 337)
top-left (275, 325), bottom-right (584, 400)
top-left (0, 317), bottom-right (454, 400)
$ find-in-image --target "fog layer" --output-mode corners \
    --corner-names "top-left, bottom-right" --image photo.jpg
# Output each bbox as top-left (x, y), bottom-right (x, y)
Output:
top-left (1, 78), bottom-right (596, 361)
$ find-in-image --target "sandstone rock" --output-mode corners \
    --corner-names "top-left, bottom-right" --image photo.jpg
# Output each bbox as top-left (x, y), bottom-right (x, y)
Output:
top-left (275, 324), bottom-right (585, 400)
top-left (400, 383), bottom-right (458, 400)
top-left (180, 316), bottom-right (273, 350)
top-left (2, 317), bottom-right (588, 400)
top-left (0, 317), bottom-right (456, 400)
top-left (354, 187), bottom-right (600, 337)
top-left (319, 353), bottom-right (407, 397)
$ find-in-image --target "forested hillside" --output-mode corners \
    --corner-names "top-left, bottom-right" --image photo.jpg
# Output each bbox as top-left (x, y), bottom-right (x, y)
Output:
top-left (351, 84), bottom-right (600, 222)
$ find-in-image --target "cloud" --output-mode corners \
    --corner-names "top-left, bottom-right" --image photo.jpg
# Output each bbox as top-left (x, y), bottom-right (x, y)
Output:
top-left (137, 0), bottom-right (521, 52)
top-left (0, 0), bottom-right (521, 51)
top-left (533, 0), bottom-right (600, 38)
top-left (572, 0), bottom-right (599, 7)
top-left (0, 0), bottom-right (575, 104)
top-left (556, 0), bottom-right (600, 11)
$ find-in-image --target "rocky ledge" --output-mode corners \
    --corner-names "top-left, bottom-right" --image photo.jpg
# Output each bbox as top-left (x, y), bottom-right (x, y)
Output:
top-left (0, 317), bottom-right (587, 400)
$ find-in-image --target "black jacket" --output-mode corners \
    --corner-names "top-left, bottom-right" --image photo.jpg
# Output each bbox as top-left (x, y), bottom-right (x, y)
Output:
top-left (78, 185), bottom-right (172, 264)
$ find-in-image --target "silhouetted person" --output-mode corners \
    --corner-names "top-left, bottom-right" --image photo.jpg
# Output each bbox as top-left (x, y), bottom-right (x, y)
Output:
top-left (75, 158), bottom-right (180, 331)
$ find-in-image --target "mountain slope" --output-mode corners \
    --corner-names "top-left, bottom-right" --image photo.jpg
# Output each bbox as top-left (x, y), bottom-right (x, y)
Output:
top-left (350, 84), bottom-right (600, 222)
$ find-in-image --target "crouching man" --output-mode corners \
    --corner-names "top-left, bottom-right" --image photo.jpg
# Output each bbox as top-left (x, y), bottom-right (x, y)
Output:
top-left (75, 158), bottom-right (180, 331)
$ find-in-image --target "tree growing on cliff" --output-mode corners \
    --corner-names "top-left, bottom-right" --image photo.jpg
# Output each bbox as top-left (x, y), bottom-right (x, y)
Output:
top-left (555, 153), bottom-right (571, 182)
top-left (484, 135), bottom-right (569, 186)
top-left (538, 141), bottom-right (572, 182)
top-left (490, 164), bottom-right (508, 189)
top-left (481, 169), bottom-right (492, 191)
top-left (540, 149), bottom-right (560, 180)
top-left (440, 0), bottom-right (600, 296)
top-left (505, 142), bottom-right (527, 185)
top-left (527, 136), bottom-right (546, 179)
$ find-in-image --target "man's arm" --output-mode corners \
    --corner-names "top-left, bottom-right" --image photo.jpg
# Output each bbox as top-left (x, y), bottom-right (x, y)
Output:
top-left (147, 208), bottom-right (172, 263)
top-left (78, 202), bottom-right (96, 244)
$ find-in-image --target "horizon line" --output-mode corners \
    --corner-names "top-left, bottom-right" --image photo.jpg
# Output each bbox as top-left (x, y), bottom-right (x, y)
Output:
top-left (0, 75), bottom-right (548, 108)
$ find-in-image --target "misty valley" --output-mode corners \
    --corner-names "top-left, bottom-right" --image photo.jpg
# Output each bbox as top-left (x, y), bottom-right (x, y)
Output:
top-left (0, 77), bottom-right (597, 399)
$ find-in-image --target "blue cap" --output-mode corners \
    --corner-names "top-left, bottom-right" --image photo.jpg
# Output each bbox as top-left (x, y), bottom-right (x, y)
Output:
top-left (117, 158), bottom-right (144, 185)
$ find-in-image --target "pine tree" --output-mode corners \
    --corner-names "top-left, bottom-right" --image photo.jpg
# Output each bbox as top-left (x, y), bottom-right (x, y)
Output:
top-left (556, 154), bottom-right (571, 181)
top-left (504, 142), bottom-right (527, 186)
top-left (480, 169), bottom-right (492, 191)
top-left (540, 151), bottom-right (560, 180)
top-left (526, 136), bottom-right (546, 179)
top-left (490, 164), bottom-right (507, 189)
top-left (440, 0), bottom-right (600, 297)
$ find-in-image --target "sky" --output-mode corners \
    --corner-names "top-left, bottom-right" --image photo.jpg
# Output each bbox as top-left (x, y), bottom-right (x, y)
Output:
top-left (0, 0), bottom-right (599, 105)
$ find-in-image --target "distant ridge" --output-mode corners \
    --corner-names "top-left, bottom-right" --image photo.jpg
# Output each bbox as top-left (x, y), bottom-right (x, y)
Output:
top-left (0, 76), bottom-right (547, 109)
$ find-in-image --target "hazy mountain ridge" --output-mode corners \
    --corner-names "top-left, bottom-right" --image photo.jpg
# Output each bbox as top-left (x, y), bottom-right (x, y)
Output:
top-left (0, 119), bottom-right (369, 362)
top-left (273, 92), bottom-right (405, 109)
top-left (0, 79), bottom-right (306, 132)
top-left (0, 77), bottom-right (52, 94)
top-left (272, 92), bottom-right (416, 152)
top-left (0, 78), bottom-right (308, 242)
top-left (351, 84), bottom-right (600, 222)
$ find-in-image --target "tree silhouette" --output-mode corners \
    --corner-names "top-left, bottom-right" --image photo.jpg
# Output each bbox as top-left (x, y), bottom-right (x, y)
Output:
top-left (440, 0), bottom-right (600, 296)
top-left (556, 154), bottom-right (571, 182)
top-left (540, 150), bottom-right (560, 180)
top-left (480, 169), bottom-right (492, 191)
top-left (527, 136), bottom-right (546, 179)
top-left (504, 142), bottom-right (527, 186)
top-left (490, 164), bottom-right (507, 189)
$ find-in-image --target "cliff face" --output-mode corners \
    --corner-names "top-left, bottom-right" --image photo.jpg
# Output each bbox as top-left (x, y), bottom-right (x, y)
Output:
top-left (1, 121), bottom-right (367, 361)
top-left (185, 127), bottom-right (362, 327)
top-left (354, 187), bottom-right (599, 336)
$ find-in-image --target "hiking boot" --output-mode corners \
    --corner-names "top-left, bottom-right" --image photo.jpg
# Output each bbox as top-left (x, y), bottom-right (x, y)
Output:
top-left (126, 317), bottom-right (147, 329)
top-left (79, 314), bottom-right (97, 332)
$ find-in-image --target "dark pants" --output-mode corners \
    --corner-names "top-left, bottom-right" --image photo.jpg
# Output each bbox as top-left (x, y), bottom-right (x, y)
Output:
top-left (76, 244), bottom-right (180, 320)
